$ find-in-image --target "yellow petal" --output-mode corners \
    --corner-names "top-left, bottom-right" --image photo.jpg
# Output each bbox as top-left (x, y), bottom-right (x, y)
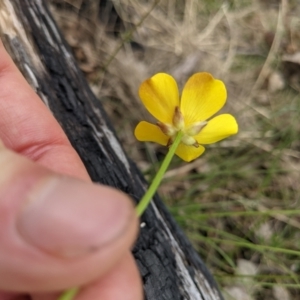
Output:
top-left (180, 73), bottom-right (227, 126)
top-left (175, 143), bottom-right (205, 162)
top-left (139, 73), bottom-right (179, 124)
top-left (134, 121), bottom-right (169, 146)
top-left (195, 114), bottom-right (238, 144)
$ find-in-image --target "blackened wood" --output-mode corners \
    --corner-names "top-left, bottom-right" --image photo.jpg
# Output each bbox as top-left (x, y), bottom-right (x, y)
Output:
top-left (0, 1), bottom-right (223, 299)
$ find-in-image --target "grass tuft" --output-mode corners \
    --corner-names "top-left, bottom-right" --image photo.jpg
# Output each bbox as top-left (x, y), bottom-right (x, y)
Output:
top-left (50, 1), bottom-right (300, 299)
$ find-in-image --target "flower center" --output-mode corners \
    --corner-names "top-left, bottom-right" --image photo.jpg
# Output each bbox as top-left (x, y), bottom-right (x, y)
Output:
top-left (156, 107), bottom-right (207, 148)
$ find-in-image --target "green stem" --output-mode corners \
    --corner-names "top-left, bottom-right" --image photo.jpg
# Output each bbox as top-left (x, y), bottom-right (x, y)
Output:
top-left (58, 132), bottom-right (181, 300)
top-left (136, 131), bottom-right (183, 216)
top-left (58, 287), bottom-right (79, 300)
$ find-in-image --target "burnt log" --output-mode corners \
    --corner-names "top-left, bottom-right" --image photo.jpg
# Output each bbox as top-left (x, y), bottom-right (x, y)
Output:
top-left (0, 1), bottom-right (223, 299)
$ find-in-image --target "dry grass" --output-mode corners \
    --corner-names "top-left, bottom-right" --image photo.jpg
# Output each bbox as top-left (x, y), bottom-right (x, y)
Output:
top-left (50, 0), bottom-right (300, 299)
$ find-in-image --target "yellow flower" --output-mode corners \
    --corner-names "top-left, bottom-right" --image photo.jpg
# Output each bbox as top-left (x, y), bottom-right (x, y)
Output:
top-left (134, 72), bottom-right (238, 162)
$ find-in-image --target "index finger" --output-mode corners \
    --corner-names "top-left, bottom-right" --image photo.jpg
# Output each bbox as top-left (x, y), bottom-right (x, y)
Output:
top-left (0, 40), bottom-right (89, 180)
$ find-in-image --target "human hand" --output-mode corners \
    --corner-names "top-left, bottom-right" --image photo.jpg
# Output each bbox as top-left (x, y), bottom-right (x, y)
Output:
top-left (0, 40), bottom-right (142, 300)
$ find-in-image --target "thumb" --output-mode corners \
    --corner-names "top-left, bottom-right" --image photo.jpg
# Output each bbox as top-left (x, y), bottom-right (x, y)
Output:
top-left (0, 141), bottom-right (138, 292)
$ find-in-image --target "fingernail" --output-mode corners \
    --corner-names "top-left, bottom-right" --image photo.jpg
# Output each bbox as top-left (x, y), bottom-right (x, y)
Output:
top-left (17, 176), bottom-right (134, 257)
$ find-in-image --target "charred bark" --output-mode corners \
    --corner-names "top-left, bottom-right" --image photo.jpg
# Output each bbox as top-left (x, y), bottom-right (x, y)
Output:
top-left (0, 1), bottom-right (223, 299)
